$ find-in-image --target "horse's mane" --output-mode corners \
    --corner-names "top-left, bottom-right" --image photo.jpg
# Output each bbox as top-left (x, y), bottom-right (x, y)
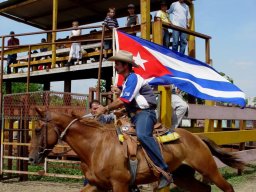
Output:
top-left (77, 117), bottom-right (116, 131)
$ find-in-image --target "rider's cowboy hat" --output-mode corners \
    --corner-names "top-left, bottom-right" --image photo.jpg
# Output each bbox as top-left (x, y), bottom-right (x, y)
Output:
top-left (108, 50), bottom-right (138, 67)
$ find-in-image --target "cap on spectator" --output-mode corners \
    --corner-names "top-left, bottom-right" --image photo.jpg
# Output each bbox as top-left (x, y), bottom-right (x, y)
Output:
top-left (128, 4), bottom-right (135, 8)
top-left (10, 31), bottom-right (15, 35)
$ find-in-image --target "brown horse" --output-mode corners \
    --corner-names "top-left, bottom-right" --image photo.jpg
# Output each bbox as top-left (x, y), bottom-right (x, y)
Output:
top-left (29, 108), bottom-right (244, 192)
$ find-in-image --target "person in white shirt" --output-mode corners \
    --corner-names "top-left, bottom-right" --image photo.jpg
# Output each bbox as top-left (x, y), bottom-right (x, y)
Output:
top-left (66, 21), bottom-right (81, 66)
top-left (168, 0), bottom-right (191, 54)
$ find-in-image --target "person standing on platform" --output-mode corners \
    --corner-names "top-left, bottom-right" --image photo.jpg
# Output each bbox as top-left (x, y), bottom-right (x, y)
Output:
top-left (155, 1), bottom-right (171, 48)
top-left (66, 21), bottom-right (81, 66)
top-left (168, 0), bottom-right (191, 54)
top-left (126, 4), bottom-right (139, 36)
top-left (7, 31), bottom-right (20, 74)
top-left (103, 8), bottom-right (119, 59)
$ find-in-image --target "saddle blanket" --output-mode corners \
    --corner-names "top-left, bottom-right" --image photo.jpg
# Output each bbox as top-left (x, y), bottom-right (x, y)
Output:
top-left (118, 131), bottom-right (180, 143)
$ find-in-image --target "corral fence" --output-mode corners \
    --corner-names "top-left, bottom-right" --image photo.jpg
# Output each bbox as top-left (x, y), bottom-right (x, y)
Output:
top-left (0, 91), bottom-right (89, 180)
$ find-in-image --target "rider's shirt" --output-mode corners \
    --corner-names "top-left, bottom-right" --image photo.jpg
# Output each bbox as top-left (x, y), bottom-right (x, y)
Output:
top-left (119, 73), bottom-right (157, 113)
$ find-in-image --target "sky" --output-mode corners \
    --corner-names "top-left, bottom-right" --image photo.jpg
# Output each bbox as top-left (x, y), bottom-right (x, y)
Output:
top-left (0, 0), bottom-right (255, 97)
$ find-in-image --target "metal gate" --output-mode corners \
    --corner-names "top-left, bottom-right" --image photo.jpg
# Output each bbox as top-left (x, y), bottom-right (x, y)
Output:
top-left (0, 91), bottom-right (88, 180)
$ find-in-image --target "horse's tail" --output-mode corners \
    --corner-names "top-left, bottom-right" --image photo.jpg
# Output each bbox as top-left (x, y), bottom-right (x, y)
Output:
top-left (200, 136), bottom-right (245, 170)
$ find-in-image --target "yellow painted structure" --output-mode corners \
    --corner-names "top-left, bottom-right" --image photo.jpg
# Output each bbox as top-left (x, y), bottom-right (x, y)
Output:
top-left (196, 130), bottom-right (256, 145)
top-left (51, 0), bottom-right (58, 68)
top-left (140, 0), bottom-right (151, 40)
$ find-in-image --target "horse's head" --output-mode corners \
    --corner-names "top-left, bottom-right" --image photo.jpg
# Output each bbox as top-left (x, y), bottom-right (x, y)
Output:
top-left (29, 107), bottom-right (60, 164)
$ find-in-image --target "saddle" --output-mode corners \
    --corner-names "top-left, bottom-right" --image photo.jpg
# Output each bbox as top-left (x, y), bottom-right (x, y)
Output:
top-left (115, 116), bottom-right (180, 185)
top-left (116, 117), bottom-right (180, 144)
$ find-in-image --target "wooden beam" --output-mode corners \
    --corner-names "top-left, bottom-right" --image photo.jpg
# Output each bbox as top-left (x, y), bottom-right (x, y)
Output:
top-left (0, 0), bottom-right (38, 12)
top-left (140, 0), bottom-right (151, 40)
top-left (196, 130), bottom-right (256, 145)
top-left (0, 12), bottom-right (47, 29)
top-left (163, 23), bottom-right (211, 40)
top-left (51, 0), bottom-right (58, 68)
top-left (2, 44), bottom-right (50, 55)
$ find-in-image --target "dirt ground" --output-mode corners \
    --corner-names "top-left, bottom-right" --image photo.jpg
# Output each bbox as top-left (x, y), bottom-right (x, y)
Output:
top-left (0, 177), bottom-right (256, 192)
top-left (0, 171), bottom-right (255, 192)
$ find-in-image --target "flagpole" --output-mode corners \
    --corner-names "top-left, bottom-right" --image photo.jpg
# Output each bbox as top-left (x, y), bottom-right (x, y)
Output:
top-left (112, 28), bottom-right (116, 87)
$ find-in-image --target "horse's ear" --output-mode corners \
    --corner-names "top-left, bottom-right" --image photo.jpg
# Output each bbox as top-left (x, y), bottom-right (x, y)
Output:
top-left (35, 107), bottom-right (46, 118)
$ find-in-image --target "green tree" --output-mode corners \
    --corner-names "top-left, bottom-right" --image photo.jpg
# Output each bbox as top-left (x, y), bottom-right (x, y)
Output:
top-left (95, 80), bottom-right (106, 93)
top-left (3, 82), bottom-right (43, 94)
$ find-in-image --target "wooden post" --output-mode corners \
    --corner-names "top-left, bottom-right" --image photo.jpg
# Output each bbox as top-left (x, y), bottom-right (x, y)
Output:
top-left (188, 2), bottom-right (196, 58)
top-left (140, 0), bottom-right (151, 40)
top-left (187, 2), bottom-right (197, 113)
top-left (238, 120), bottom-right (246, 175)
top-left (153, 21), bottom-right (172, 129)
top-left (26, 45), bottom-right (31, 92)
top-left (153, 20), bottom-right (163, 45)
top-left (204, 39), bottom-right (214, 132)
top-left (51, 0), bottom-right (58, 69)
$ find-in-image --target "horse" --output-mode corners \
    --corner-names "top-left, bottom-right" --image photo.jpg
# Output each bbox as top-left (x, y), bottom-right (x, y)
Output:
top-left (29, 107), bottom-right (244, 192)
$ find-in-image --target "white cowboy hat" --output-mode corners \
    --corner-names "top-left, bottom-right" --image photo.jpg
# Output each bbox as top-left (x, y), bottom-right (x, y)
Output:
top-left (108, 50), bottom-right (138, 67)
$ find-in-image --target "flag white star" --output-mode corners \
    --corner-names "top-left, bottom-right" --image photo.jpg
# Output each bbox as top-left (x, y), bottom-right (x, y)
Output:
top-left (133, 52), bottom-right (148, 70)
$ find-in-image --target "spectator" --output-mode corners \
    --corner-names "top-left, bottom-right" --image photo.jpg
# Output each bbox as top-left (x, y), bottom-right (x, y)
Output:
top-left (7, 31), bottom-right (20, 74)
top-left (82, 99), bottom-right (115, 187)
top-left (168, 0), bottom-right (191, 54)
top-left (171, 86), bottom-right (188, 130)
top-left (66, 21), bottom-right (81, 66)
top-left (126, 4), bottom-right (139, 36)
top-left (103, 8), bottom-right (119, 59)
top-left (83, 100), bottom-right (115, 124)
top-left (155, 1), bottom-right (171, 48)
top-left (40, 38), bottom-right (48, 53)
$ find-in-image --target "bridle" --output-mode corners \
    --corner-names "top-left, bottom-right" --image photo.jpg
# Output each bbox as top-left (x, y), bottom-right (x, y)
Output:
top-left (37, 115), bottom-right (79, 156)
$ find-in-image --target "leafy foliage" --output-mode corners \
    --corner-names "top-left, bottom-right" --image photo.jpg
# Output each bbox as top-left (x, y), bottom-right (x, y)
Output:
top-left (3, 82), bottom-right (43, 94)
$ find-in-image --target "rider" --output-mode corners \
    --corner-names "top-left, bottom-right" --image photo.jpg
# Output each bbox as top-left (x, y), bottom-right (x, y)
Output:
top-left (96, 50), bottom-right (172, 189)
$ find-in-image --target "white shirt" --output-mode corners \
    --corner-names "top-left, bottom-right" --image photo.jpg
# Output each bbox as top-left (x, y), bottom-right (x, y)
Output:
top-left (71, 29), bottom-right (81, 37)
top-left (168, 1), bottom-right (191, 28)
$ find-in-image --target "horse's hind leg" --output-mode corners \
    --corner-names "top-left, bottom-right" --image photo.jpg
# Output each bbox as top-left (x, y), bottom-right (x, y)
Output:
top-left (192, 156), bottom-right (234, 192)
top-left (205, 169), bottom-right (234, 192)
top-left (173, 165), bottom-right (211, 192)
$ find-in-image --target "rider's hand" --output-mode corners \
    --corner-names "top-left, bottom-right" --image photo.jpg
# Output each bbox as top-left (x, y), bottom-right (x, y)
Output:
top-left (95, 105), bottom-right (107, 116)
top-left (111, 85), bottom-right (121, 95)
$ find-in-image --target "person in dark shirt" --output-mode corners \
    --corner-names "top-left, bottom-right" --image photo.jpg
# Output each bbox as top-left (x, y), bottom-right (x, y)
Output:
top-left (7, 31), bottom-right (20, 74)
top-left (126, 4), bottom-right (139, 27)
top-left (103, 8), bottom-right (119, 58)
top-left (126, 4), bottom-right (139, 36)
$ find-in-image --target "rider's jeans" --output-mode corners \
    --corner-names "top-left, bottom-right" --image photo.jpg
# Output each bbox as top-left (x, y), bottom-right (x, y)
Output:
top-left (131, 109), bottom-right (169, 171)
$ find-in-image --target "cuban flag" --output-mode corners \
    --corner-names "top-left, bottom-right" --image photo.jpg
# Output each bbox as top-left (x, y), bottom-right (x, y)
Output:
top-left (114, 30), bottom-right (246, 107)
